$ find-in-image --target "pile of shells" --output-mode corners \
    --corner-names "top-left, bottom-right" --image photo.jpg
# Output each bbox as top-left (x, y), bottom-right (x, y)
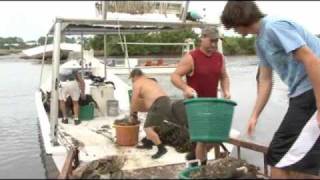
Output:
top-left (72, 156), bottom-right (126, 179)
top-left (189, 157), bottom-right (263, 179)
top-left (155, 123), bottom-right (192, 153)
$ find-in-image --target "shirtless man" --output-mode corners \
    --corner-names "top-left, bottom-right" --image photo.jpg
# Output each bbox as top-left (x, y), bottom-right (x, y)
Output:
top-left (129, 68), bottom-right (171, 159)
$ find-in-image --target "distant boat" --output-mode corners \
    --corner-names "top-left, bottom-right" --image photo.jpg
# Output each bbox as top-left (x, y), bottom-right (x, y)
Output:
top-left (21, 43), bottom-right (81, 60)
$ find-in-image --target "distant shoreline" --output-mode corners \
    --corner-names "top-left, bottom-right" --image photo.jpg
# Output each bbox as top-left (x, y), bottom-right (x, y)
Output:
top-left (0, 49), bottom-right (22, 56)
top-left (0, 48), bottom-right (257, 62)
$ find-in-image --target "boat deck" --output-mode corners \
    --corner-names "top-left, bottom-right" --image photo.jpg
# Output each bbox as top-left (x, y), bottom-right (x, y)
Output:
top-left (56, 113), bottom-right (239, 171)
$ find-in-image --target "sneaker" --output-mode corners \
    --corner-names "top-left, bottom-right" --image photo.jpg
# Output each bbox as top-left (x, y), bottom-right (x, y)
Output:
top-left (151, 145), bottom-right (167, 159)
top-left (136, 144), bottom-right (153, 150)
top-left (185, 151), bottom-right (196, 160)
top-left (187, 159), bottom-right (207, 167)
top-left (201, 159), bottom-right (207, 166)
top-left (136, 138), bottom-right (154, 149)
top-left (62, 118), bottom-right (68, 124)
top-left (74, 118), bottom-right (80, 125)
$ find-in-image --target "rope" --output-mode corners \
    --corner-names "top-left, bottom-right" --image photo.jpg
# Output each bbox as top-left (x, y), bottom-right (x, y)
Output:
top-left (116, 19), bottom-right (124, 52)
top-left (123, 35), bottom-right (131, 73)
top-left (56, 128), bottom-right (74, 150)
top-left (38, 35), bottom-right (49, 89)
top-left (114, 2), bottom-right (130, 73)
top-left (56, 126), bottom-right (89, 155)
top-left (114, 2), bottom-right (123, 52)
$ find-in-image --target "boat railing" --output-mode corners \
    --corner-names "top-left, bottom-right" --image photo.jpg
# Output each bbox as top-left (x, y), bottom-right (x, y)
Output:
top-left (58, 137), bottom-right (320, 179)
top-left (228, 137), bottom-right (269, 176)
top-left (228, 137), bottom-right (320, 178)
top-left (57, 147), bottom-right (79, 179)
top-left (58, 138), bottom-right (270, 178)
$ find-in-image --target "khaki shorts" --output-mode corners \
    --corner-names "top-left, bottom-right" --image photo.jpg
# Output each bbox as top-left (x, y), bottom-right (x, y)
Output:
top-left (58, 80), bottom-right (80, 101)
top-left (144, 96), bottom-right (172, 128)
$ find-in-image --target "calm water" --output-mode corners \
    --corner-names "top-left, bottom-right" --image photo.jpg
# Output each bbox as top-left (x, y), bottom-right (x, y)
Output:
top-left (0, 58), bottom-right (46, 178)
top-left (0, 55), bottom-right (289, 178)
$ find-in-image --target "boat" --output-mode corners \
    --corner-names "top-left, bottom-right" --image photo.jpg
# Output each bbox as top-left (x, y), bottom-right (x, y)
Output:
top-left (35, 1), bottom-right (248, 179)
top-left (21, 43), bottom-right (81, 60)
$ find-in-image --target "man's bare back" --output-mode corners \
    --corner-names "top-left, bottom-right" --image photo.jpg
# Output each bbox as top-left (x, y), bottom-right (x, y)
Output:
top-left (134, 76), bottom-right (167, 109)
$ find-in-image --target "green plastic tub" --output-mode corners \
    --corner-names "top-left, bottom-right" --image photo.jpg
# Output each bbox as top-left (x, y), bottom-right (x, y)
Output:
top-left (183, 98), bottom-right (237, 142)
top-left (128, 89), bottom-right (132, 103)
top-left (179, 166), bottom-right (201, 179)
top-left (79, 103), bottom-right (94, 121)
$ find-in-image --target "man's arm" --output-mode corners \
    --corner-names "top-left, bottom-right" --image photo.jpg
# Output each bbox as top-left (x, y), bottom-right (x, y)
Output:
top-left (76, 73), bottom-right (85, 96)
top-left (293, 46), bottom-right (320, 126)
top-left (247, 66), bottom-right (273, 136)
top-left (170, 54), bottom-right (196, 98)
top-left (219, 56), bottom-right (231, 99)
top-left (130, 82), bottom-right (140, 115)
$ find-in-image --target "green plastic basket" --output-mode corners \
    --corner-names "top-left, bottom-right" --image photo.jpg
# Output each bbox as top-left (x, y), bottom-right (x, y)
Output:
top-left (183, 98), bottom-right (237, 142)
top-left (179, 166), bottom-right (201, 179)
top-left (79, 103), bottom-right (94, 121)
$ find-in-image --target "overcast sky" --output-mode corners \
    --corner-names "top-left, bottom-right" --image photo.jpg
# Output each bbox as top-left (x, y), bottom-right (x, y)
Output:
top-left (0, 1), bottom-right (320, 41)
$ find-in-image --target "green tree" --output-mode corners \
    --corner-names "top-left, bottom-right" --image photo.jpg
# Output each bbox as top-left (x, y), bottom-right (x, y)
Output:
top-left (222, 36), bottom-right (256, 55)
top-left (37, 36), bottom-right (53, 45)
top-left (88, 28), bottom-right (199, 56)
top-left (37, 36), bottom-right (76, 45)
top-left (0, 37), bottom-right (26, 49)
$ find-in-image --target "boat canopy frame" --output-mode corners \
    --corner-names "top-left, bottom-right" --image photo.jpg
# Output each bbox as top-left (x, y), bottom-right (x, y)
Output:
top-left (47, 17), bottom-right (219, 36)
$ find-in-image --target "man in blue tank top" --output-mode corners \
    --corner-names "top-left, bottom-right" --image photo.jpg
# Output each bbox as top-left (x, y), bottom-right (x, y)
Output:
top-left (221, 1), bottom-right (320, 178)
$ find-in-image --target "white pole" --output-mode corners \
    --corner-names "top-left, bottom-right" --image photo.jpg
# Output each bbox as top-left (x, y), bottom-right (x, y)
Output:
top-left (103, 1), bottom-right (107, 80)
top-left (49, 20), bottom-right (62, 145)
top-left (102, 1), bottom-right (107, 20)
top-left (182, 1), bottom-right (190, 23)
top-left (80, 33), bottom-right (84, 77)
top-left (123, 35), bottom-right (131, 73)
top-left (104, 35), bottom-right (107, 80)
top-left (39, 34), bottom-right (49, 88)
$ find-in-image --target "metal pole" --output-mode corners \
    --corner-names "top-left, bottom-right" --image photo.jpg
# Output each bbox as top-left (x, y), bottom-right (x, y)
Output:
top-left (39, 34), bottom-right (49, 88)
top-left (182, 1), bottom-right (190, 23)
top-left (123, 35), bottom-right (131, 73)
top-left (50, 20), bottom-right (62, 145)
top-left (102, 1), bottom-right (107, 80)
top-left (104, 35), bottom-right (107, 80)
top-left (102, 1), bottom-right (107, 20)
top-left (80, 33), bottom-right (84, 77)
top-left (237, 146), bottom-right (241, 160)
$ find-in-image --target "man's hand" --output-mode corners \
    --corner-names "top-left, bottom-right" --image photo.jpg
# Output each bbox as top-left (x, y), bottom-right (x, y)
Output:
top-left (129, 112), bottom-right (139, 124)
top-left (183, 86), bottom-right (197, 98)
top-left (223, 91), bottom-right (231, 99)
top-left (129, 116), bottom-right (139, 124)
top-left (247, 117), bottom-right (258, 137)
top-left (80, 93), bottom-right (86, 100)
